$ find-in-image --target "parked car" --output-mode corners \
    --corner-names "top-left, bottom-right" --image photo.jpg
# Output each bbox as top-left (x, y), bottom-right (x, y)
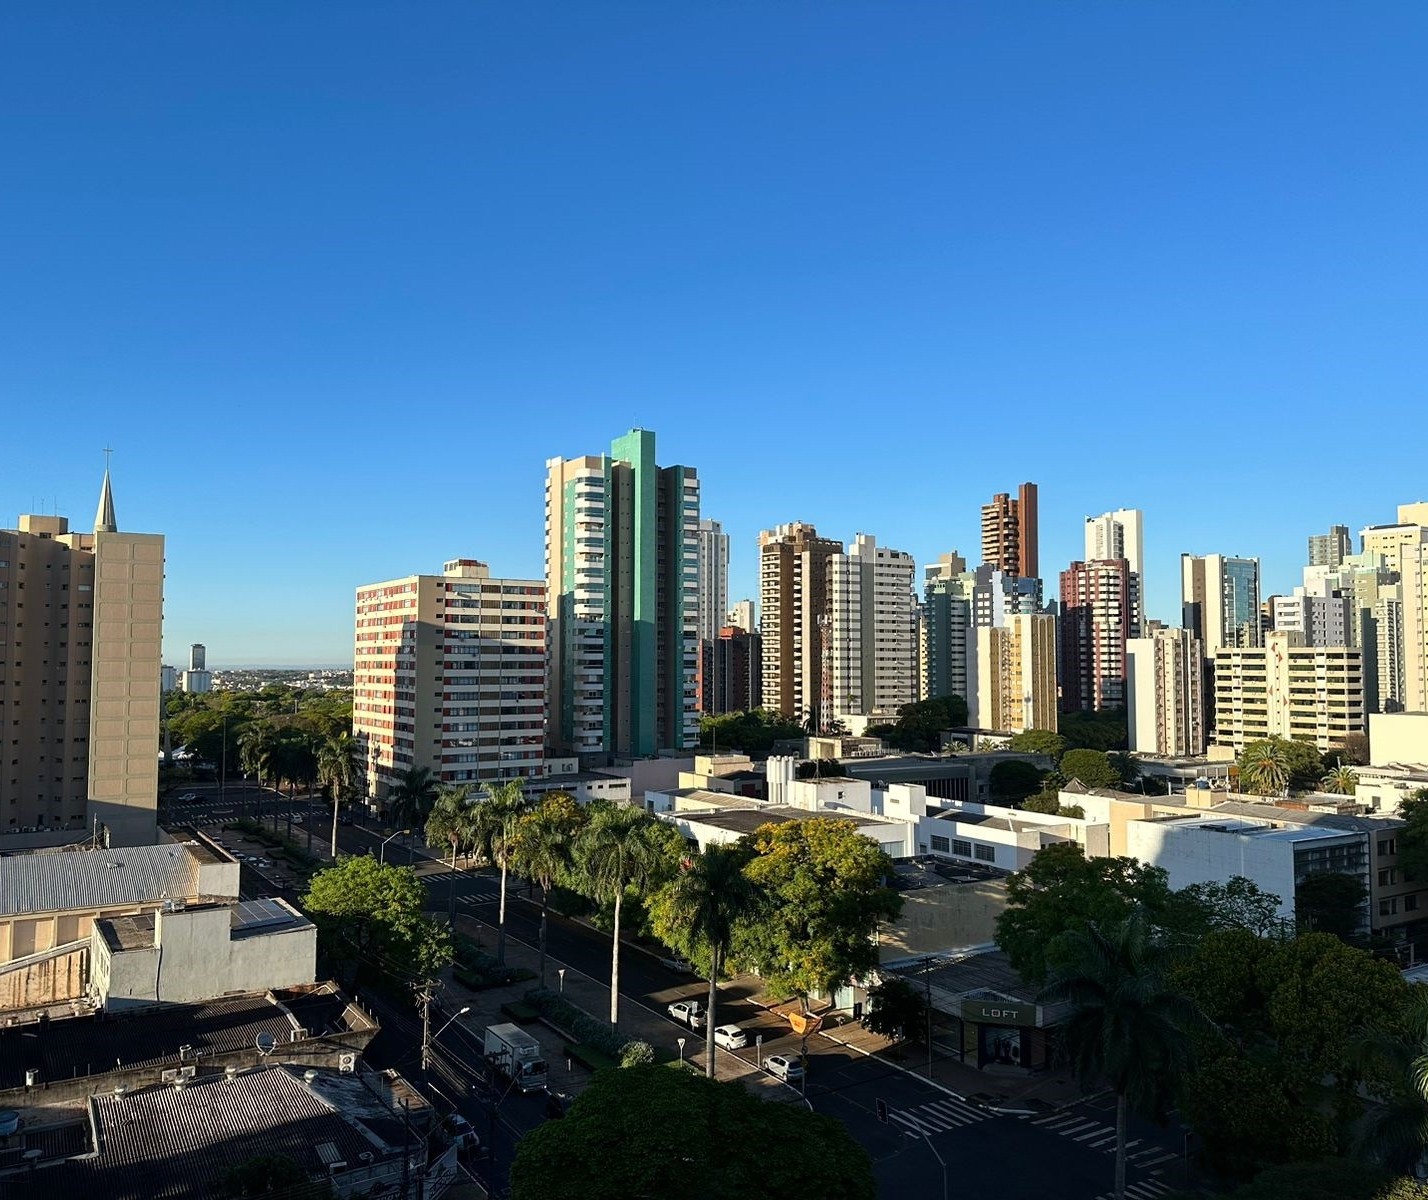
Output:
top-left (667, 999), bottom-right (706, 1030)
top-left (443, 1113), bottom-right (481, 1154)
top-left (659, 954), bottom-right (695, 974)
top-left (765, 1054), bottom-right (803, 1083)
top-left (178, 792), bottom-right (198, 803)
top-left (712, 1024), bottom-right (749, 1051)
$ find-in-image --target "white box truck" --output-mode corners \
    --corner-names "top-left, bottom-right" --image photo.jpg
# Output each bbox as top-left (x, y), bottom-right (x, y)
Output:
top-left (483, 1022), bottom-right (548, 1093)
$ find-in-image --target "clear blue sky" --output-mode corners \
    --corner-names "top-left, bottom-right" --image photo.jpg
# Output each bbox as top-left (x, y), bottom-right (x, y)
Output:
top-left (3, 3), bottom-right (1425, 665)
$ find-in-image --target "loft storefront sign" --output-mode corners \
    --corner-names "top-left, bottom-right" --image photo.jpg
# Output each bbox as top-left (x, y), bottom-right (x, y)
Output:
top-left (961, 999), bottom-right (1037, 1026)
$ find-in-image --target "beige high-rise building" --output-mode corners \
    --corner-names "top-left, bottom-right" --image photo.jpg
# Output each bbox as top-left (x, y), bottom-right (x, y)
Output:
top-left (1360, 520), bottom-right (1428, 577)
top-left (969, 613), bottom-right (1057, 734)
top-left (1401, 542), bottom-right (1428, 714)
top-left (1211, 630), bottom-right (1364, 753)
top-left (0, 471), bottom-right (163, 846)
top-left (353, 559), bottom-right (547, 806)
top-left (828, 533), bottom-right (916, 723)
top-left (1126, 628), bottom-right (1205, 756)
top-left (759, 522), bottom-right (842, 722)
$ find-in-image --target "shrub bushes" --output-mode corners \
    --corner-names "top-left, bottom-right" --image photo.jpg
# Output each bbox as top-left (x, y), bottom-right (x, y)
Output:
top-left (524, 987), bottom-right (646, 1065)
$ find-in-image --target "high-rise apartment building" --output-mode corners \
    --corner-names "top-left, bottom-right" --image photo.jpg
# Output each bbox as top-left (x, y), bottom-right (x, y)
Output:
top-left (1126, 628), bottom-right (1206, 755)
top-left (353, 559), bottom-right (547, 803)
top-left (1401, 542), bottom-right (1428, 715)
top-left (1211, 631), bottom-right (1364, 753)
top-left (828, 534), bottom-right (916, 723)
top-left (1060, 559), bottom-right (1140, 712)
top-left (1309, 525), bottom-right (1352, 569)
top-left (1376, 594), bottom-right (1406, 713)
top-left (180, 642), bottom-right (212, 693)
top-left (1085, 509), bottom-right (1144, 639)
top-left (1181, 554), bottom-right (1262, 650)
top-left (971, 564), bottom-right (1043, 628)
top-left (969, 613), bottom-right (1058, 734)
top-left (546, 430), bottom-right (700, 758)
top-left (0, 472), bottom-right (164, 845)
top-left (726, 599), bottom-right (756, 636)
top-left (1271, 591), bottom-right (1352, 648)
top-left (1360, 518), bottom-right (1428, 577)
top-left (700, 626), bottom-right (762, 715)
top-left (759, 522), bottom-right (842, 722)
top-left (980, 483), bottom-right (1038, 579)
top-left (923, 553), bottom-right (972, 704)
top-left (695, 518), bottom-right (729, 645)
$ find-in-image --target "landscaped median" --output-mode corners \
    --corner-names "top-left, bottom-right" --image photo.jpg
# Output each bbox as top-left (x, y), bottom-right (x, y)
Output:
top-left (518, 986), bottom-right (658, 1072)
top-left (453, 934), bottom-right (536, 991)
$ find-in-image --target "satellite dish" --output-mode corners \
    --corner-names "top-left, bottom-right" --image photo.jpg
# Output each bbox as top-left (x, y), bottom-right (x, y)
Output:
top-left (255, 1032), bottom-right (277, 1056)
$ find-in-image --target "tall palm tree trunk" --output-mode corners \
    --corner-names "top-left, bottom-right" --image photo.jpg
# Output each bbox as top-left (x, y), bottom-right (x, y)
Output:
top-left (705, 944), bottom-right (720, 1078)
top-left (538, 886), bottom-right (549, 987)
top-left (497, 859), bottom-right (509, 965)
top-left (609, 889), bottom-right (623, 1028)
top-left (1114, 1090), bottom-right (1128, 1200)
top-left (448, 842), bottom-right (459, 925)
top-left (330, 794), bottom-right (340, 860)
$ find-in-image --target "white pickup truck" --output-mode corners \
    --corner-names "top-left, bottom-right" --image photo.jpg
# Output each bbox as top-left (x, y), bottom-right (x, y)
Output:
top-left (667, 999), bottom-right (706, 1030)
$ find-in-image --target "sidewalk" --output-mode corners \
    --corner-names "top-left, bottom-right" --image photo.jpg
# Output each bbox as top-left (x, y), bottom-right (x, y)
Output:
top-left (440, 914), bottom-right (792, 1105)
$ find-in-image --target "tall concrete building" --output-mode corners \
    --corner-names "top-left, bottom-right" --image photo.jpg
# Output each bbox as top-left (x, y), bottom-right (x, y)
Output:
top-left (1060, 559), bottom-right (1140, 712)
top-left (759, 522), bottom-right (841, 723)
top-left (0, 471), bottom-right (165, 844)
top-left (1309, 525), bottom-right (1352, 569)
top-left (1402, 542), bottom-right (1428, 715)
top-left (980, 482), bottom-right (1038, 579)
top-left (828, 534), bottom-right (916, 724)
top-left (180, 641), bottom-right (212, 693)
top-left (1084, 509), bottom-right (1145, 584)
top-left (353, 559), bottom-right (547, 803)
top-left (969, 613), bottom-right (1058, 734)
top-left (726, 599), bottom-right (756, 636)
top-left (923, 552), bottom-right (972, 704)
top-left (701, 626), bottom-right (762, 715)
top-left (1360, 517), bottom-right (1428, 577)
top-left (695, 518), bottom-right (729, 645)
top-left (971, 564), bottom-right (1043, 628)
top-left (1211, 630), bottom-right (1365, 753)
top-left (1181, 554), bottom-right (1262, 650)
top-left (545, 430), bottom-right (700, 758)
top-left (1376, 593), bottom-right (1406, 713)
top-left (1271, 590), bottom-right (1352, 648)
top-left (1126, 628), bottom-right (1206, 755)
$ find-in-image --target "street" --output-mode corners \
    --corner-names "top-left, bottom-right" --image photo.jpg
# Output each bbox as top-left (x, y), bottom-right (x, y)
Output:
top-left (167, 786), bottom-right (1189, 1200)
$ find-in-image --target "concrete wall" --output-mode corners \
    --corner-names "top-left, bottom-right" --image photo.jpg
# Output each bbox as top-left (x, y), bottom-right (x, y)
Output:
top-left (1371, 713), bottom-right (1428, 766)
top-left (0, 943), bottom-right (87, 1011)
top-left (1125, 821), bottom-right (1299, 919)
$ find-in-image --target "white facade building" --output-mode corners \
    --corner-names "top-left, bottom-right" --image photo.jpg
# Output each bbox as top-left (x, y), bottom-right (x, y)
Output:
top-left (1085, 508), bottom-right (1144, 606)
top-left (828, 534), bottom-right (917, 723)
top-left (1212, 630), bottom-right (1364, 752)
top-left (1126, 627), bottom-right (1205, 755)
top-left (696, 518), bottom-right (730, 645)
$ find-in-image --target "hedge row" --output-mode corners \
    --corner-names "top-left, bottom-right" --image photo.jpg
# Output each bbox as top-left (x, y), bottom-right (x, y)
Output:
top-left (524, 987), bottom-right (652, 1068)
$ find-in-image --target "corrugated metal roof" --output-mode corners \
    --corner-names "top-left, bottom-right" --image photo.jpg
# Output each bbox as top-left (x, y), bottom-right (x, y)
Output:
top-left (0, 844), bottom-right (199, 916)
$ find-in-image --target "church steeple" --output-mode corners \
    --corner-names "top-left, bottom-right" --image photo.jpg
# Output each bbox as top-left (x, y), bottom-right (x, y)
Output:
top-left (95, 449), bottom-right (117, 534)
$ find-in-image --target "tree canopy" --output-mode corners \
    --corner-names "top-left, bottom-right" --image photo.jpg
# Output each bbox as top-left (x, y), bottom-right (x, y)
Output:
top-left (735, 818), bottom-right (902, 1004)
top-left (1295, 871), bottom-right (1368, 942)
top-left (1060, 748), bottom-right (1123, 790)
top-left (989, 759), bottom-right (1044, 803)
top-left (1007, 728), bottom-right (1067, 759)
top-left (1058, 709), bottom-right (1128, 752)
top-left (1237, 736), bottom-right (1326, 795)
top-left (1395, 789), bottom-right (1428, 882)
top-left (510, 1064), bottom-right (875, 1200)
top-left (302, 855), bottom-right (451, 986)
top-left (865, 695), bottom-right (968, 753)
top-left (698, 708), bottom-right (806, 755)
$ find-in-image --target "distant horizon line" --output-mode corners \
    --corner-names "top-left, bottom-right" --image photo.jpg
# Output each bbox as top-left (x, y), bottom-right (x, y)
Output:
top-left (171, 662), bottom-right (354, 671)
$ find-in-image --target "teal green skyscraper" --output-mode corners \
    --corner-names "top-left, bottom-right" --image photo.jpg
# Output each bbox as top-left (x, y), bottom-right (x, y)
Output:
top-left (546, 429), bottom-right (700, 759)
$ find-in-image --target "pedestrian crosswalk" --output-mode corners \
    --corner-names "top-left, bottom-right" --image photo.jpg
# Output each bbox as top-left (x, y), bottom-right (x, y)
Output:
top-left (1094, 1181), bottom-right (1171, 1200)
top-left (1024, 1111), bottom-right (1179, 1168)
top-left (887, 1095), bottom-right (991, 1135)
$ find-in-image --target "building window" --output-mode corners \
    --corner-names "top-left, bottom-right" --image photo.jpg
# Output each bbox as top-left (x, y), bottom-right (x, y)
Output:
top-left (1380, 898), bottom-right (1400, 918)
top-left (930, 835), bottom-right (950, 853)
top-left (1407, 895), bottom-right (1420, 913)
top-left (1380, 838), bottom-right (1398, 857)
top-left (950, 839), bottom-right (972, 858)
top-left (974, 844), bottom-right (996, 863)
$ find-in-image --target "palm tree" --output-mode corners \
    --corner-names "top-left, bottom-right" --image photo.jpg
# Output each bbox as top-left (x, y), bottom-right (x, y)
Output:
top-left (318, 731), bottom-right (359, 858)
top-left (425, 785), bottom-right (475, 923)
top-left (576, 804), bottom-right (677, 1029)
top-left (472, 779), bottom-right (531, 965)
top-left (652, 842), bottom-right (759, 1077)
top-left (510, 793), bottom-right (588, 986)
top-left (387, 766), bottom-right (438, 832)
top-left (238, 721), bottom-right (277, 820)
top-left (1354, 992), bottom-right (1428, 1176)
top-left (1039, 912), bottom-right (1205, 1200)
top-left (1240, 740), bottom-right (1290, 796)
top-left (1321, 763), bottom-right (1360, 796)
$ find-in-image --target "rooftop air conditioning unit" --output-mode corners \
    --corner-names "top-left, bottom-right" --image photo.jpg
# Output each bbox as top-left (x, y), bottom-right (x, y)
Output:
top-left (338, 1053), bottom-right (356, 1074)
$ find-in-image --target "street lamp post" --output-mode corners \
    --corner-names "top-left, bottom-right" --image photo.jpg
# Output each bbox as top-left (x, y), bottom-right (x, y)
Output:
top-left (558, 968), bottom-right (566, 996)
top-left (380, 829), bottom-right (410, 866)
top-left (422, 1003), bottom-right (471, 1074)
top-left (677, 1037), bottom-right (686, 1069)
top-left (755, 1034), bottom-right (763, 1069)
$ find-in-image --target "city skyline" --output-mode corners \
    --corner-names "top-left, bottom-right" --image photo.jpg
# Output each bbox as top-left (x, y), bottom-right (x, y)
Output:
top-left (4, 4), bottom-right (1427, 664)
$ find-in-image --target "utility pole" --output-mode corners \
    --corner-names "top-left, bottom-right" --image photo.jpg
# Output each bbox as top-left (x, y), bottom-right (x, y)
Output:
top-left (418, 983), bottom-right (434, 1075)
top-left (924, 956), bottom-right (934, 1080)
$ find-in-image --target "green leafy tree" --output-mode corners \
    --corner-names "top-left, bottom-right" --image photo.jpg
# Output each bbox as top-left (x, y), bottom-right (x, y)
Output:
top-left (511, 792), bottom-right (589, 986)
top-left (1334, 732), bottom-right (1372, 767)
top-left (1059, 709), bottom-right (1128, 752)
top-left (860, 976), bottom-right (927, 1042)
top-left (1355, 993), bottom-right (1428, 1177)
top-left (1239, 737), bottom-right (1325, 795)
top-left (989, 759), bottom-right (1044, 803)
top-left (865, 695), bottom-right (969, 753)
top-left (650, 841), bottom-right (760, 1077)
top-left (472, 779), bottom-right (532, 965)
top-left (1060, 748), bottom-right (1122, 790)
top-left (509, 1065), bottom-right (875, 1200)
top-left (1296, 871), bottom-right (1369, 942)
top-left (1160, 877), bottom-right (1283, 939)
top-left (302, 855), bottom-right (452, 987)
top-left (1021, 789), bottom-right (1086, 818)
top-left (1398, 790), bottom-right (1428, 882)
top-left (698, 708), bottom-right (807, 755)
top-left (576, 805), bottom-right (683, 1028)
top-left (1040, 913), bottom-right (1205, 1200)
top-left (1322, 764), bottom-right (1361, 795)
top-left (1007, 729), bottom-right (1067, 759)
top-left (425, 784), bottom-right (475, 923)
top-left (995, 843), bottom-right (1172, 984)
top-left (1221, 1159), bottom-right (1428, 1200)
top-left (735, 819), bottom-right (902, 1010)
